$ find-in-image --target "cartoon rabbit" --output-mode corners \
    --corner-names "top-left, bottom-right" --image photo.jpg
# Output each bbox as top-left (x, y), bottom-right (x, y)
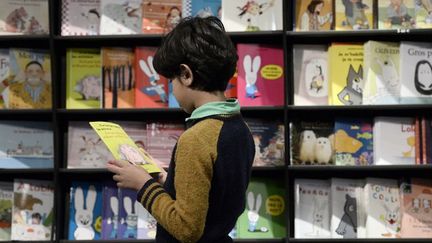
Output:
top-left (121, 196), bottom-right (139, 238)
top-left (243, 55), bottom-right (261, 99)
top-left (382, 204), bottom-right (400, 237)
top-left (74, 185), bottom-right (96, 240)
top-left (139, 56), bottom-right (167, 103)
top-left (307, 198), bottom-right (328, 236)
top-left (247, 191), bottom-right (262, 232)
top-left (107, 196), bottom-right (119, 239)
top-left (374, 57), bottom-right (400, 100)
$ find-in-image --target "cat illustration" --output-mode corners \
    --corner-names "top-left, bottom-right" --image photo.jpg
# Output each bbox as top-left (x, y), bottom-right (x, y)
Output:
top-left (337, 65), bottom-right (364, 105)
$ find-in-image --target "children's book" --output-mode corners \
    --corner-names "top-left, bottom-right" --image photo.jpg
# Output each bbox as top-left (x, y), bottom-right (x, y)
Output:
top-left (100, 0), bottom-right (142, 35)
top-left (237, 44), bottom-right (284, 107)
top-left (0, 0), bottom-right (49, 35)
top-left (415, 0), bottom-right (432, 29)
top-left (294, 0), bottom-right (333, 31)
top-left (116, 120), bottom-right (147, 155)
top-left (0, 182), bottom-right (13, 241)
top-left (0, 121), bottom-right (53, 169)
top-left (334, 0), bottom-right (373, 30)
top-left (334, 117), bottom-right (373, 166)
top-left (102, 47), bottom-right (135, 108)
top-left (135, 47), bottom-right (168, 108)
top-left (118, 189), bottom-right (140, 239)
top-left (89, 121), bottom-right (161, 173)
top-left (183, 0), bottom-right (221, 18)
top-left (224, 72), bottom-right (237, 99)
top-left (137, 200), bottom-right (156, 239)
top-left (364, 178), bottom-right (401, 238)
top-left (66, 48), bottom-right (102, 109)
top-left (101, 181), bottom-right (119, 239)
top-left (425, 117), bottom-right (432, 164)
top-left (68, 182), bottom-right (103, 240)
top-left (294, 179), bottom-right (331, 238)
top-left (293, 45), bottom-right (329, 105)
top-left (378, 0), bottom-right (416, 29)
top-left (142, 0), bottom-right (183, 34)
top-left (235, 177), bottom-right (286, 238)
top-left (373, 116), bottom-right (416, 165)
top-left (221, 0), bottom-right (283, 32)
top-left (0, 49), bottom-right (10, 109)
top-left (11, 179), bottom-right (54, 241)
top-left (61, 0), bottom-right (101, 36)
top-left (167, 81), bottom-right (179, 108)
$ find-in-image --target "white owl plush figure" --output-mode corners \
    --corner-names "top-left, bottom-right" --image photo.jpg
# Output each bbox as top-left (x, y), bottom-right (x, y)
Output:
top-left (299, 130), bottom-right (317, 163)
top-left (314, 137), bottom-right (332, 164)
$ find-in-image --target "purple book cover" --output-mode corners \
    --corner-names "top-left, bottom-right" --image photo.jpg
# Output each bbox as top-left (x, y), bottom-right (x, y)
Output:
top-left (101, 181), bottom-right (119, 239)
top-left (118, 189), bottom-right (139, 239)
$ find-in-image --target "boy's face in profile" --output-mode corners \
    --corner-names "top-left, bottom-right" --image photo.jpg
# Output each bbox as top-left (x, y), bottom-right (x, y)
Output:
top-left (25, 63), bottom-right (44, 87)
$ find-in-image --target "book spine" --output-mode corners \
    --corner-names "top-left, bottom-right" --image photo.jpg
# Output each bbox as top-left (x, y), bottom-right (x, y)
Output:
top-left (415, 116), bottom-right (422, 165)
top-left (422, 116), bottom-right (427, 165)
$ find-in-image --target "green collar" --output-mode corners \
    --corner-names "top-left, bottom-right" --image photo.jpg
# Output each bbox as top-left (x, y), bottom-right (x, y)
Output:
top-left (186, 99), bottom-right (240, 121)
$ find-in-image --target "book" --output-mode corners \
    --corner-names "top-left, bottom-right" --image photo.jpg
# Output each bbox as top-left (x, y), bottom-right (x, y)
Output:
top-left (61, 0), bottom-right (101, 36)
top-left (335, 0), bottom-right (373, 30)
top-left (101, 182), bottom-right (119, 239)
top-left (66, 48), bottom-right (102, 109)
top-left (378, 0), bottom-right (416, 29)
top-left (137, 201), bottom-right (156, 240)
top-left (118, 189), bottom-right (142, 239)
top-left (224, 72), bottom-right (237, 99)
top-left (0, 121), bottom-right (53, 169)
top-left (2, 48), bottom-right (51, 109)
top-left (0, 182), bottom-right (13, 241)
top-left (68, 182), bottom-right (103, 240)
top-left (183, 0), bottom-right (221, 18)
top-left (142, 0), bottom-right (183, 34)
top-left (11, 179), bottom-right (54, 241)
top-left (0, 0), bottom-right (49, 35)
top-left (0, 49), bottom-right (10, 109)
top-left (294, 0), bottom-right (333, 31)
top-left (167, 81), bottom-right (180, 108)
top-left (415, 0), bottom-right (432, 29)
top-left (89, 121), bottom-right (161, 173)
top-left (294, 179), bottom-right (331, 238)
top-left (135, 47), bottom-right (168, 108)
top-left (425, 117), bottom-right (432, 164)
top-left (373, 116), bottom-right (416, 165)
top-left (221, 0), bottom-right (283, 32)
top-left (100, 0), bottom-right (142, 35)
top-left (293, 44), bottom-right (329, 105)
top-left (102, 47), bottom-right (135, 108)
top-left (237, 44), bottom-right (284, 107)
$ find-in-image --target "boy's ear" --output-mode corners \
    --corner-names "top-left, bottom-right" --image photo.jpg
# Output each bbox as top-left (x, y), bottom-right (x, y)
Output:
top-left (179, 64), bottom-right (193, 87)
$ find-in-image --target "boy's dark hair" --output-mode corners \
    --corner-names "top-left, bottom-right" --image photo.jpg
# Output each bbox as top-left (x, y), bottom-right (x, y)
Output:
top-left (25, 60), bottom-right (44, 70)
top-left (307, 0), bottom-right (324, 14)
top-left (153, 16), bottom-right (238, 92)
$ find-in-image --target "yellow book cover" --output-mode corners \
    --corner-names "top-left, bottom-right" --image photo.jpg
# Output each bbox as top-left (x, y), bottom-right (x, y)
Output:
top-left (89, 121), bottom-right (161, 174)
top-left (335, 0), bottom-right (373, 30)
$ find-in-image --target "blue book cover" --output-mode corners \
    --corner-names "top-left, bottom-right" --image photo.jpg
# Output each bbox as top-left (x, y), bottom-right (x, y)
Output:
top-left (101, 181), bottom-right (119, 239)
top-left (118, 188), bottom-right (139, 239)
top-left (334, 117), bottom-right (373, 166)
top-left (68, 181), bottom-right (103, 240)
top-left (168, 81), bottom-right (180, 108)
top-left (184, 0), bottom-right (221, 18)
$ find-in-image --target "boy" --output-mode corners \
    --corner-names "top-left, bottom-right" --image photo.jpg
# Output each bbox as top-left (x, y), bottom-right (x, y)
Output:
top-left (107, 16), bottom-right (256, 243)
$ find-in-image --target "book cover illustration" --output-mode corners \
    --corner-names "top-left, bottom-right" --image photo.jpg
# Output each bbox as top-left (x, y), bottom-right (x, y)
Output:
top-left (295, 0), bottom-right (333, 31)
top-left (183, 0), bottom-right (221, 18)
top-left (117, 120), bottom-right (147, 157)
top-left (142, 0), bottom-right (182, 34)
top-left (66, 48), bottom-right (102, 109)
top-left (117, 189), bottom-right (142, 239)
top-left (221, 0), bottom-right (283, 32)
top-left (101, 182), bottom-right (119, 239)
top-left (224, 71), bottom-right (237, 99)
top-left (100, 0), bottom-right (142, 35)
top-left (0, 121), bottom-right (53, 169)
top-left (334, 117), bottom-right (373, 166)
top-left (137, 201), bottom-right (156, 239)
top-left (61, 0), bottom-right (100, 36)
top-left (335, 0), bottom-right (373, 30)
top-left (68, 182), bottom-right (103, 240)
top-left (0, 0), bottom-right (49, 35)
top-left (0, 49), bottom-right (10, 109)
top-left (167, 81), bottom-right (180, 107)
top-left (294, 179), bottom-right (331, 238)
top-left (415, 0), bottom-right (432, 29)
top-left (11, 179), bottom-right (54, 241)
top-left (135, 47), bottom-right (168, 108)
top-left (237, 44), bottom-right (284, 107)
top-left (378, 0), bottom-right (416, 29)
top-left (0, 182), bottom-right (13, 241)
top-left (293, 45), bottom-right (329, 105)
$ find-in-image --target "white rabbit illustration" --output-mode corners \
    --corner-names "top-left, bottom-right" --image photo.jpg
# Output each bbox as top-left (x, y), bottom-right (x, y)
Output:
top-left (136, 200), bottom-right (157, 238)
top-left (375, 57), bottom-right (400, 98)
top-left (107, 196), bottom-right (119, 239)
top-left (121, 196), bottom-right (139, 239)
top-left (307, 198), bottom-right (328, 236)
top-left (74, 185), bottom-right (96, 240)
top-left (314, 137), bottom-right (333, 164)
top-left (382, 204), bottom-right (400, 237)
top-left (243, 55), bottom-right (261, 98)
top-left (79, 136), bottom-right (104, 168)
top-left (139, 56), bottom-right (167, 103)
top-left (299, 130), bottom-right (316, 164)
top-left (247, 191), bottom-right (262, 232)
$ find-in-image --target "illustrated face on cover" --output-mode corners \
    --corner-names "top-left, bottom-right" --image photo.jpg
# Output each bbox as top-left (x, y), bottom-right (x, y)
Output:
top-left (118, 144), bottom-right (148, 165)
top-left (25, 62), bottom-right (45, 87)
top-left (414, 60), bottom-right (432, 95)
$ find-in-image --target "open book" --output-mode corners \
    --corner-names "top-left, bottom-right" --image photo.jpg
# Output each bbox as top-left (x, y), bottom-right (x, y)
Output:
top-left (89, 121), bottom-right (161, 174)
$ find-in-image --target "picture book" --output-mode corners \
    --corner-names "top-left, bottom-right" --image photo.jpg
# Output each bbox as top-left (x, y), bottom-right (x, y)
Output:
top-left (66, 48), bottom-right (102, 109)
top-left (224, 72), bottom-right (237, 99)
top-left (0, 121), bottom-right (53, 169)
top-left (11, 179), bottom-right (54, 241)
top-left (100, 0), bottom-right (142, 35)
top-left (363, 41), bottom-right (400, 105)
top-left (245, 118), bottom-right (284, 167)
top-left (334, 117), bottom-right (373, 166)
top-left (364, 178), bottom-right (401, 238)
top-left (334, 0), bottom-right (373, 30)
top-left (135, 47), bottom-right (168, 108)
top-left (142, 0), bottom-right (183, 34)
top-left (68, 181), bottom-right (103, 240)
top-left (290, 119), bottom-right (335, 165)
top-left (89, 121), bottom-right (161, 173)
top-left (415, 0), bottom-right (432, 29)
top-left (2, 48), bottom-right (51, 109)
top-left (294, 0), bottom-right (333, 31)
top-left (118, 189), bottom-right (140, 239)
top-left (183, 0), bottom-right (221, 18)
top-left (116, 121), bottom-right (147, 155)
top-left (61, 0), bottom-right (101, 36)
top-left (102, 47), bottom-right (135, 108)
top-left (400, 42), bottom-right (432, 104)
top-left (0, 49), bottom-right (10, 109)
top-left (167, 81), bottom-right (179, 108)
top-left (0, 0), bottom-right (49, 35)
top-left (378, 0), bottom-right (416, 29)
top-left (237, 44), bottom-right (284, 107)
top-left (137, 201), bottom-right (156, 239)
top-left (0, 182), bottom-right (13, 241)
top-left (425, 117), bottom-right (432, 164)
top-left (221, 0), bottom-right (283, 32)
top-left (373, 116), bottom-right (416, 165)
top-left (293, 45), bottom-right (329, 105)
top-left (101, 181), bottom-right (119, 239)
top-left (235, 177), bottom-right (286, 238)
top-left (328, 43), bottom-right (364, 106)
top-left (294, 179), bottom-right (331, 238)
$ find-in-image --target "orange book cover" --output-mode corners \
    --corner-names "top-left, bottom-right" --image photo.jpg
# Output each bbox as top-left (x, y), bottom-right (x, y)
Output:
top-left (142, 0), bottom-right (182, 34)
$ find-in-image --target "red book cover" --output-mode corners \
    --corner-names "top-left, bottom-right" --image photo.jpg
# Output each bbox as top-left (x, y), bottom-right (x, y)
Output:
top-left (415, 116), bottom-right (422, 164)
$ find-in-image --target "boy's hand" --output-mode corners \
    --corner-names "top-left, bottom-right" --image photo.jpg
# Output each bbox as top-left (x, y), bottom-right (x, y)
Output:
top-left (138, 148), bottom-right (168, 185)
top-left (107, 160), bottom-right (153, 191)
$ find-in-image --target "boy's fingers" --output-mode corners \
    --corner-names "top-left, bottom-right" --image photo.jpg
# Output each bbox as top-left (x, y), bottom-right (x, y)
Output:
top-left (108, 160), bottom-right (125, 168)
top-left (107, 163), bottom-right (122, 174)
top-left (113, 174), bottom-right (121, 182)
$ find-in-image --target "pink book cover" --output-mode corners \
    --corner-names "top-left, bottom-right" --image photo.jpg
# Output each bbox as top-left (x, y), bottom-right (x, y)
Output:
top-left (135, 47), bottom-right (168, 108)
top-left (237, 44), bottom-right (284, 107)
